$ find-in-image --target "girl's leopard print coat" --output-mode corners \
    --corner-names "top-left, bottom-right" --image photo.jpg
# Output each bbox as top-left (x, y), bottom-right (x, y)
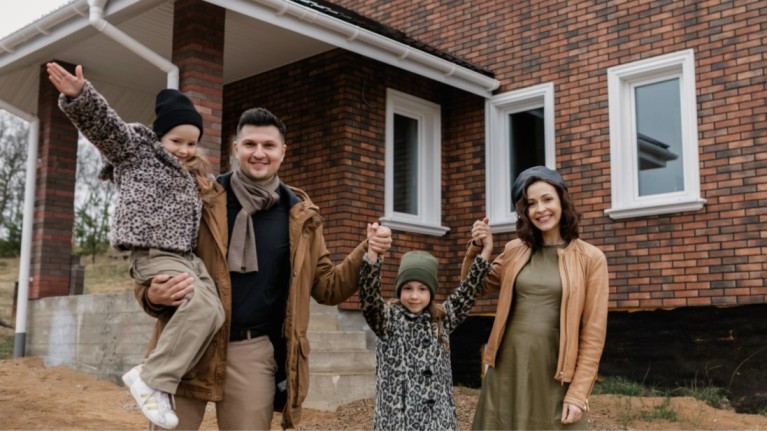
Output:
top-left (58, 82), bottom-right (200, 253)
top-left (359, 255), bottom-right (491, 431)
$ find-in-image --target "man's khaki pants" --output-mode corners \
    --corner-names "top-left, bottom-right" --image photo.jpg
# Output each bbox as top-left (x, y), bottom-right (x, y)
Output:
top-left (152, 335), bottom-right (277, 431)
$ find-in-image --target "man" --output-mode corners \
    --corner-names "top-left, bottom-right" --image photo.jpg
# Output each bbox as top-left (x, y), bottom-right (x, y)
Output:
top-left (136, 107), bottom-right (391, 430)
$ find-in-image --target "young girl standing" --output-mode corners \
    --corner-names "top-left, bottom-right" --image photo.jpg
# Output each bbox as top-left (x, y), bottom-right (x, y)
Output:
top-left (359, 220), bottom-right (493, 430)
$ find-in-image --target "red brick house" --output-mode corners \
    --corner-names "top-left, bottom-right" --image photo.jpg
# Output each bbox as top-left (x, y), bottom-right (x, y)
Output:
top-left (1, 0), bottom-right (764, 412)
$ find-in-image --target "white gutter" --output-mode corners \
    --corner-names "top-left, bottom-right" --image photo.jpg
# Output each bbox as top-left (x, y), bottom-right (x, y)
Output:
top-left (87, 0), bottom-right (179, 88)
top-left (0, 0), bottom-right (89, 56)
top-left (207, 0), bottom-right (500, 97)
top-left (0, 102), bottom-right (38, 359)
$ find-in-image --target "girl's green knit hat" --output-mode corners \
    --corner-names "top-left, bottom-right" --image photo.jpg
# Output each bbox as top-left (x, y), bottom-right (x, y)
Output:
top-left (395, 251), bottom-right (438, 298)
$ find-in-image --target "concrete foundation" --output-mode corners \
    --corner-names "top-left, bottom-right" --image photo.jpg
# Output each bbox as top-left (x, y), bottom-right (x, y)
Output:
top-left (24, 293), bottom-right (377, 411)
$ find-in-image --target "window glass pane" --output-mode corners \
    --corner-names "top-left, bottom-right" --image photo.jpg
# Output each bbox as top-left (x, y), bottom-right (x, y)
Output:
top-left (508, 108), bottom-right (545, 208)
top-left (635, 78), bottom-right (684, 196)
top-left (393, 114), bottom-right (419, 215)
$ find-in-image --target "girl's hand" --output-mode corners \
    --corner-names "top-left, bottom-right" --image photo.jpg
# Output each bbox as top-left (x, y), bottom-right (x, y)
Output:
top-left (146, 273), bottom-right (194, 307)
top-left (471, 217), bottom-right (493, 260)
top-left (46, 62), bottom-right (85, 98)
top-left (561, 402), bottom-right (583, 424)
top-left (367, 222), bottom-right (392, 260)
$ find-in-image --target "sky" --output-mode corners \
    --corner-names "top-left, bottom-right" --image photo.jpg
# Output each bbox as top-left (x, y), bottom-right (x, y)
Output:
top-left (0, 1), bottom-right (71, 39)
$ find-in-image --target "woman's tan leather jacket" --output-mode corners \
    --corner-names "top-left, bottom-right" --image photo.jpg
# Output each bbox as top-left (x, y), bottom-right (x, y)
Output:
top-left (461, 238), bottom-right (609, 410)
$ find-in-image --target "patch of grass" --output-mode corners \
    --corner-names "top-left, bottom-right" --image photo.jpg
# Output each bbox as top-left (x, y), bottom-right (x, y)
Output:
top-left (0, 257), bottom-right (20, 328)
top-left (614, 396), bottom-right (635, 429)
top-left (758, 406), bottom-right (767, 417)
top-left (80, 254), bottom-right (133, 294)
top-left (0, 258), bottom-right (17, 283)
top-left (0, 330), bottom-right (14, 360)
top-left (593, 376), bottom-right (661, 397)
top-left (639, 396), bottom-right (678, 422)
top-left (596, 375), bottom-right (730, 411)
top-left (610, 393), bottom-right (679, 428)
top-left (675, 379), bottom-right (730, 409)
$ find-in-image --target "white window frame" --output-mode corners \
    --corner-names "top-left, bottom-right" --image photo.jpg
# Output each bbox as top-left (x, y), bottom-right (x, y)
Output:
top-left (605, 49), bottom-right (706, 219)
top-left (380, 89), bottom-right (448, 236)
top-left (485, 83), bottom-right (555, 233)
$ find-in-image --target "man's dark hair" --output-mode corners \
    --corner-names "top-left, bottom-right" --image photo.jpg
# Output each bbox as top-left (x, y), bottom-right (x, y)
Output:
top-left (237, 107), bottom-right (286, 141)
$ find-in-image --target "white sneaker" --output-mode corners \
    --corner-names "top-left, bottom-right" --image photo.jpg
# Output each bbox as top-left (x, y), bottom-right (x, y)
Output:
top-left (121, 365), bottom-right (179, 429)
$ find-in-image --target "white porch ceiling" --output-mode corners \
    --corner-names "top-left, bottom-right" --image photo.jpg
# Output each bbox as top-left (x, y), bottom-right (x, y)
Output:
top-left (0, 0), bottom-right (332, 124)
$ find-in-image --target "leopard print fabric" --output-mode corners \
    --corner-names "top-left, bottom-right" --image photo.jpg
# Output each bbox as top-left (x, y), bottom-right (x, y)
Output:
top-left (359, 255), bottom-right (491, 431)
top-left (58, 82), bottom-right (201, 252)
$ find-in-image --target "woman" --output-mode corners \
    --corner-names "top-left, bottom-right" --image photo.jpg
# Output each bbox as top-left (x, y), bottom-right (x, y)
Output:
top-left (463, 165), bottom-right (609, 430)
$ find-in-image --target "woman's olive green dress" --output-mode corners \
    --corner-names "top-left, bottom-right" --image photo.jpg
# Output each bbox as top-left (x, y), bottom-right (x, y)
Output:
top-left (472, 246), bottom-right (586, 430)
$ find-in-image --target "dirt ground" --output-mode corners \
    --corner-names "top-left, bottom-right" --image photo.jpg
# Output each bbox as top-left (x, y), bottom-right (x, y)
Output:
top-left (2, 357), bottom-right (767, 430)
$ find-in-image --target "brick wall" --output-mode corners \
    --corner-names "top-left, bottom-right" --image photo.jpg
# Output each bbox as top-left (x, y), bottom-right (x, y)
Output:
top-left (223, 50), bottom-right (494, 309)
top-left (328, 0), bottom-right (767, 309)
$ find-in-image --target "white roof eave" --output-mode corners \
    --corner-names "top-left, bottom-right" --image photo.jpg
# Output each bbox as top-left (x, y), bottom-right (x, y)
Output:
top-left (206, 0), bottom-right (499, 97)
top-left (0, 0), bottom-right (158, 71)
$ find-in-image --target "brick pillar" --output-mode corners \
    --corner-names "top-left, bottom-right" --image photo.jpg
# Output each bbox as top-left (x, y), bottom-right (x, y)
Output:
top-left (30, 61), bottom-right (78, 299)
top-left (173, 0), bottom-right (226, 173)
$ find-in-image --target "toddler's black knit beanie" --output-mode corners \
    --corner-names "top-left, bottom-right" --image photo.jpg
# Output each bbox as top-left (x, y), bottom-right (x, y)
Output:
top-left (152, 88), bottom-right (203, 140)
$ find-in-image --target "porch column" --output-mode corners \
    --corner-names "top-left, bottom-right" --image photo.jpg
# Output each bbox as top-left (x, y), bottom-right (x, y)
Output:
top-left (29, 61), bottom-right (78, 298)
top-left (173, 0), bottom-right (226, 173)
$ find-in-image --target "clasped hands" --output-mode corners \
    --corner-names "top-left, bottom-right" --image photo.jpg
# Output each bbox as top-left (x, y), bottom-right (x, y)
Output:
top-left (366, 222), bottom-right (392, 260)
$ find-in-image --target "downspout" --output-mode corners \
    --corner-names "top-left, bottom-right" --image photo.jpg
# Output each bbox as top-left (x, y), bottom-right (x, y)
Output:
top-left (87, 0), bottom-right (179, 88)
top-left (13, 118), bottom-right (37, 358)
top-left (0, 101), bottom-right (39, 359)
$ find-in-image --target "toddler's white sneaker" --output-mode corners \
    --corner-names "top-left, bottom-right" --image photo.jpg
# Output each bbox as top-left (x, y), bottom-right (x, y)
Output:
top-left (122, 365), bottom-right (178, 429)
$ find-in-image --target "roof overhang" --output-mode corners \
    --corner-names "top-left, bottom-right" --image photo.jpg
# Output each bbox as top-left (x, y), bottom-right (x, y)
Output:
top-left (213, 0), bottom-right (499, 95)
top-left (0, 0), bottom-right (499, 124)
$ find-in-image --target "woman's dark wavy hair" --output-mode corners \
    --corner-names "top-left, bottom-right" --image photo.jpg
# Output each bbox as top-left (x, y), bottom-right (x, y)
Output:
top-left (514, 176), bottom-right (581, 250)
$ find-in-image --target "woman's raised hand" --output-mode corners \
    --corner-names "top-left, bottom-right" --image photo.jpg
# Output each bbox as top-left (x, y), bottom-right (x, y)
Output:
top-left (471, 217), bottom-right (493, 260)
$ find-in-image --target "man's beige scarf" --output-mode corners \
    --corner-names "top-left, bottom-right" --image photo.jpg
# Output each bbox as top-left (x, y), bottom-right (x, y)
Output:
top-left (228, 169), bottom-right (280, 273)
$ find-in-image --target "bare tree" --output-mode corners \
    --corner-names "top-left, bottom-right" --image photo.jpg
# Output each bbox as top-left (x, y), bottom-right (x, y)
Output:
top-left (0, 114), bottom-right (116, 260)
top-left (74, 137), bottom-right (116, 262)
top-left (0, 111), bottom-right (28, 256)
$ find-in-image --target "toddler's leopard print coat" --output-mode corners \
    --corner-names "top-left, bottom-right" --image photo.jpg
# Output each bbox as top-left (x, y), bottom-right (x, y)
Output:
top-left (58, 82), bottom-right (200, 252)
top-left (359, 255), bottom-right (491, 431)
